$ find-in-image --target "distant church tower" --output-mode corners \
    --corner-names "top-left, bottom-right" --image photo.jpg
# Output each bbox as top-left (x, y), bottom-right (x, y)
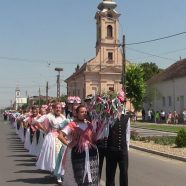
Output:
top-left (15, 86), bottom-right (21, 110)
top-left (65, 0), bottom-right (123, 98)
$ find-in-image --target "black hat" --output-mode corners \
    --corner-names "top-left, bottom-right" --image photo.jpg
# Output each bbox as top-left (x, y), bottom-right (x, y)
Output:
top-left (84, 94), bottom-right (93, 102)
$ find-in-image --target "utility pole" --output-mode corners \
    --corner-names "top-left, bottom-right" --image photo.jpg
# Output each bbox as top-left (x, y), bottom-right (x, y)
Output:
top-left (39, 87), bottom-right (41, 106)
top-left (55, 68), bottom-right (63, 99)
top-left (46, 81), bottom-right (48, 103)
top-left (122, 34), bottom-right (126, 95)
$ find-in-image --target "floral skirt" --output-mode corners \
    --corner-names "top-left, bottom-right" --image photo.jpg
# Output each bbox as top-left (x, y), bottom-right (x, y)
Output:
top-left (63, 146), bottom-right (99, 186)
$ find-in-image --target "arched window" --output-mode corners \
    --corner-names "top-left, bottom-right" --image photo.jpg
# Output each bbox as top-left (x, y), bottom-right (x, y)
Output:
top-left (107, 25), bottom-right (113, 38)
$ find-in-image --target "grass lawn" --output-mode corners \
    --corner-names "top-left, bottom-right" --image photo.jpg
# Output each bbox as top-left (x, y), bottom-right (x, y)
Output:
top-left (131, 123), bottom-right (185, 133)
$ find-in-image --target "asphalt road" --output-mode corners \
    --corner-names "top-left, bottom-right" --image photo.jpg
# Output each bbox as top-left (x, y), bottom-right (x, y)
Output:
top-left (100, 148), bottom-right (186, 186)
top-left (131, 127), bottom-right (176, 137)
top-left (1, 117), bottom-right (186, 186)
top-left (0, 117), bottom-right (57, 186)
top-left (129, 149), bottom-right (186, 186)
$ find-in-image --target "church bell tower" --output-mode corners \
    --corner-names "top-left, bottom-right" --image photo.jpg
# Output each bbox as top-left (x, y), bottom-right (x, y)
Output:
top-left (95, 0), bottom-right (121, 65)
top-left (15, 86), bottom-right (21, 110)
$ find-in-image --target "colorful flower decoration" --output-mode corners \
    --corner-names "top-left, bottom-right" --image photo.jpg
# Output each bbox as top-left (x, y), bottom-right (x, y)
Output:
top-left (74, 96), bottom-right (81, 104)
top-left (67, 96), bottom-right (75, 103)
top-left (117, 89), bottom-right (125, 103)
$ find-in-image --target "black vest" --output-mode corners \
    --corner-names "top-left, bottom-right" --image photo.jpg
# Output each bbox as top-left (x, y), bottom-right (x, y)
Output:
top-left (107, 114), bottom-right (129, 151)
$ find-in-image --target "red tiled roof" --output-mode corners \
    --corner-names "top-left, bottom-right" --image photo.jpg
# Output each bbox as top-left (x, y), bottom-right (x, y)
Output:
top-left (148, 58), bottom-right (186, 84)
top-left (65, 58), bottom-right (95, 82)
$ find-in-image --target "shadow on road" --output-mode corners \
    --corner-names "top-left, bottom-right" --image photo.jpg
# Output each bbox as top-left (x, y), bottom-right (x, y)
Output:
top-left (6, 175), bottom-right (57, 185)
top-left (16, 162), bottom-right (36, 167)
top-left (7, 138), bottom-right (23, 142)
top-left (9, 150), bottom-right (30, 153)
top-left (14, 169), bottom-right (49, 174)
top-left (8, 144), bottom-right (25, 147)
top-left (7, 154), bottom-right (35, 158)
top-left (14, 158), bottom-right (36, 162)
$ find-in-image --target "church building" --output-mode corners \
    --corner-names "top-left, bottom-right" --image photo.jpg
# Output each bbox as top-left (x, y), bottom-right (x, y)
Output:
top-left (65, 0), bottom-right (124, 99)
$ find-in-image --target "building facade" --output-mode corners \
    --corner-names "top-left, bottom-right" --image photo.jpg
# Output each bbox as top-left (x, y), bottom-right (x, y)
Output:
top-left (144, 59), bottom-right (186, 114)
top-left (65, 0), bottom-right (124, 99)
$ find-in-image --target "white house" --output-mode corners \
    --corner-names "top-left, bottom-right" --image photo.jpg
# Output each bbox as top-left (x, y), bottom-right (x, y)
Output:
top-left (144, 58), bottom-right (186, 115)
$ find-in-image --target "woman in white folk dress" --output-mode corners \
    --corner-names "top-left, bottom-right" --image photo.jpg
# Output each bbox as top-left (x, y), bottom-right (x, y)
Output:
top-left (23, 106), bottom-right (40, 152)
top-left (36, 102), bottom-right (66, 173)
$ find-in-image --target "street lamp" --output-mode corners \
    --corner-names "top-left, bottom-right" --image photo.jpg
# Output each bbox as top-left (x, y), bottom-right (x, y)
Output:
top-left (55, 68), bottom-right (63, 98)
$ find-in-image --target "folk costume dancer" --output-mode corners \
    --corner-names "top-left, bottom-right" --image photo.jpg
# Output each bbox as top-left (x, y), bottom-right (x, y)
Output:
top-left (36, 102), bottom-right (66, 173)
top-left (32, 105), bottom-right (48, 157)
top-left (106, 111), bottom-right (130, 186)
top-left (29, 107), bottom-right (41, 156)
top-left (23, 106), bottom-right (40, 152)
top-left (17, 110), bottom-right (27, 143)
top-left (66, 96), bottom-right (81, 118)
top-left (54, 103), bottom-right (80, 184)
top-left (59, 105), bottom-right (99, 186)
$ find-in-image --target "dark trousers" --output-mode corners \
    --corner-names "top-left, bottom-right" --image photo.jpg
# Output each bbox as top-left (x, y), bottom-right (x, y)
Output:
top-left (30, 127), bottom-right (34, 143)
top-left (36, 130), bottom-right (40, 144)
top-left (98, 148), bottom-right (107, 180)
top-left (106, 150), bottom-right (128, 186)
top-left (4, 115), bottom-right (7, 120)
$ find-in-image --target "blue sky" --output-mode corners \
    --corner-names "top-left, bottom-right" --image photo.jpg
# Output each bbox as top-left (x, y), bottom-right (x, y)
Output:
top-left (0, 0), bottom-right (186, 108)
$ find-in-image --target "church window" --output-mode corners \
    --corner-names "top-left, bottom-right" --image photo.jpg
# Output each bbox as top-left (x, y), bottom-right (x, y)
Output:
top-left (107, 25), bottom-right (113, 38)
top-left (107, 84), bottom-right (114, 92)
top-left (108, 52), bottom-right (113, 61)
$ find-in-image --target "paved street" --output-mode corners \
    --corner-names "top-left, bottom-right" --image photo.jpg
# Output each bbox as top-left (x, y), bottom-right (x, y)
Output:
top-left (131, 127), bottom-right (176, 137)
top-left (129, 149), bottom-right (186, 186)
top-left (1, 116), bottom-right (186, 186)
top-left (0, 117), bottom-right (57, 186)
top-left (100, 148), bottom-right (186, 186)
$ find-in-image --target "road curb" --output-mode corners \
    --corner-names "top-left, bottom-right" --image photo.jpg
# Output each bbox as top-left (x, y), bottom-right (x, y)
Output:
top-left (130, 145), bottom-right (186, 162)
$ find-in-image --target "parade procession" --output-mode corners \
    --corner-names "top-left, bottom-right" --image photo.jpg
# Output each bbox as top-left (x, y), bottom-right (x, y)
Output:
top-left (1, 1), bottom-right (131, 185)
top-left (3, 0), bottom-right (186, 185)
top-left (5, 90), bottom-right (130, 186)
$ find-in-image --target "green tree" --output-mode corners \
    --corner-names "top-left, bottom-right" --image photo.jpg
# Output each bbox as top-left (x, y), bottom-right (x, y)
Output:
top-left (59, 94), bottom-right (67, 102)
top-left (126, 64), bottom-right (146, 111)
top-left (50, 94), bottom-right (67, 103)
top-left (140, 62), bottom-right (163, 81)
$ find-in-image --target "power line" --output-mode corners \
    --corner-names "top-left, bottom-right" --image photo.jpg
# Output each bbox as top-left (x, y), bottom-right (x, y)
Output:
top-left (126, 47), bottom-right (176, 61)
top-left (159, 47), bottom-right (186, 55)
top-left (126, 31), bottom-right (186, 45)
top-left (126, 45), bottom-right (186, 61)
top-left (0, 56), bottom-right (84, 65)
top-left (0, 31), bottom-right (185, 64)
